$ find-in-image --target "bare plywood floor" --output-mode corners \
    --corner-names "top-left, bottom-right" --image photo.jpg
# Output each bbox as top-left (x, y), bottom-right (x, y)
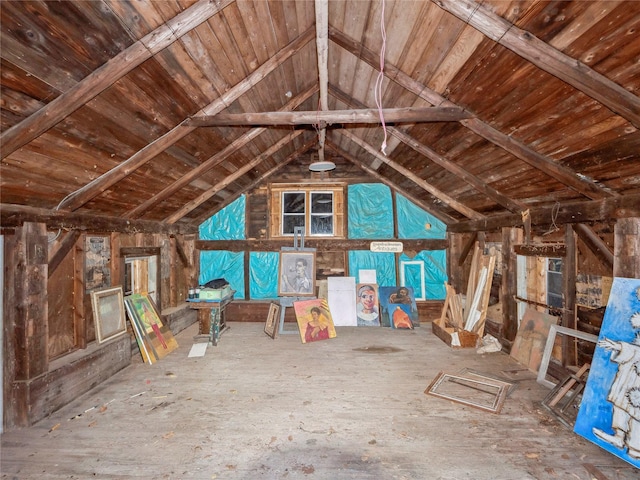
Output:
top-left (2, 322), bottom-right (637, 479)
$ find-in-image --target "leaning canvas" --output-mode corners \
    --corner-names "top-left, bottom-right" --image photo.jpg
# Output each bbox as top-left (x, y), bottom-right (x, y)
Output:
top-left (574, 277), bottom-right (640, 468)
top-left (510, 308), bottom-right (558, 373)
top-left (379, 286), bottom-right (419, 328)
top-left (293, 298), bottom-right (336, 344)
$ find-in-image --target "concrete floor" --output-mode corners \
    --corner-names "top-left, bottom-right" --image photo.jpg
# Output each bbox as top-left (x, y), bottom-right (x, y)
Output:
top-left (1, 322), bottom-right (637, 479)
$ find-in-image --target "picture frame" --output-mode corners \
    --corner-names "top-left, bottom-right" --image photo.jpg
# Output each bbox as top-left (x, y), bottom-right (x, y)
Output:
top-left (277, 250), bottom-right (316, 297)
top-left (264, 303), bottom-right (280, 339)
top-left (90, 285), bottom-right (127, 344)
top-left (425, 371), bottom-right (509, 414)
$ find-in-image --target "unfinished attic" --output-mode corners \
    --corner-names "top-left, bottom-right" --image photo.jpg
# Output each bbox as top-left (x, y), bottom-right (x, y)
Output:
top-left (1, 0), bottom-right (639, 477)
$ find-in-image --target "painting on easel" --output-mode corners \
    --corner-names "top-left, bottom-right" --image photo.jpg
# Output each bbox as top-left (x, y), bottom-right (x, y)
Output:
top-left (574, 277), bottom-right (640, 468)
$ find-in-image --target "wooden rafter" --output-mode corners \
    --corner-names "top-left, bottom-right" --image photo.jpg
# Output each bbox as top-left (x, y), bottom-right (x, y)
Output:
top-left (329, 28), bottom-right (614, 201)
top-left (164, 130), bottom-right (307, 224)
top-left (434, 0), bottom-right (640, 128)
top-left (338, 130), bottom-right (484, 220)
top-left (0, 0), bottom-right (235, 159)
top-left (184, 107), bottom-right (471, 126)
top-left (326, 141), bottom-right (458, 225)
top-left (56, 27), bottom-right (315, 214)
top-left (125, 85), bottom-right (318, 219)
top-left (329, 85), bottom-right (526, 213)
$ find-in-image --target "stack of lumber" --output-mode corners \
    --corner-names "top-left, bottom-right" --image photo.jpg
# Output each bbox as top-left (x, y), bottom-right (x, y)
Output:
top-left (440, 244), bottom-right (497, 338)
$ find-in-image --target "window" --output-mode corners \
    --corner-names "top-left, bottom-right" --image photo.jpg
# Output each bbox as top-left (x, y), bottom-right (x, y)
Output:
top-left (546, 258), bottom-right (563, 308)
top-left (271, 184), bottom-right (344, 238)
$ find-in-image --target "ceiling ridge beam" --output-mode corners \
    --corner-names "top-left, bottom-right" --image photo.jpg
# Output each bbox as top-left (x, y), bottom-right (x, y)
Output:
top-left (329, 85), bottom-right (525, 214)
top-left (338, 130), bottom-right (484, 220)
top-left (329, 27), bottom-right (614, 201)
top-left (56, 26), bottom-right (315, 213)
top-left (188, 139), bottom-right (318, 227)
top-left (164, 130), bottom-right (306, 224)
top-left (125, 84), bottom-right (318, 219)
top-left (448, 193), bottom-right (640, 233)
top-left (433, 0), bottom-right (640, 128)
top-left (184, 107), bottom-right (471, 126)
top-left (0, 0), bottom-right (235, 159)
top-left (326, 141), bottom-right (457, 225)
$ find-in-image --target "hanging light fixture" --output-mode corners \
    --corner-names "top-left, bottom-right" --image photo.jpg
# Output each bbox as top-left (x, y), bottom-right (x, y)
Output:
top-left (308, 160), bottom-right (335, 172)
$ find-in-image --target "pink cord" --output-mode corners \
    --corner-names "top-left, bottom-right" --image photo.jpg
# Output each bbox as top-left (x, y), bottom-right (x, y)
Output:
top-left (375, 0), bottom-right (388, 155)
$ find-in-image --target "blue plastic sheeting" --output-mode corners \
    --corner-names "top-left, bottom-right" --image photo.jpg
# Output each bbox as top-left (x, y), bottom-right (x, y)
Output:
top-left (348, 184), bottom-right (394, 239)
top-left (199, 195), bottom-right (246, 240)
top-left (199, 251), bottom-right (245, 299)
top-left (400, 250), bottom-right (447, 299)
top-left (348, 251), bottom-right (396, 286)
top-left (249, 252), bottom-right (279, 299)
top-left (396, 194), bottom-right (446, 239)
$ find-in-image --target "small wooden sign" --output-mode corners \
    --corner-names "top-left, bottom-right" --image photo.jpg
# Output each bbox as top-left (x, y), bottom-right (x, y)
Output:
top-left (370, 241), bottom-right (403, 253)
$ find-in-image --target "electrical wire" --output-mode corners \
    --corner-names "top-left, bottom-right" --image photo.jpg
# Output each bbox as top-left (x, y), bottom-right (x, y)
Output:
top-left (375, 0), bottom-right (388, 155)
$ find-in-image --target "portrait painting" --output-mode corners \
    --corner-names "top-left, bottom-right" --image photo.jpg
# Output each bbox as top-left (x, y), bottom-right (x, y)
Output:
top-left (293, 298), bottom-right (336, 344)
top-left (379, 286), bottom-right (419, 328)
top-left (278, 250), bottom-right (316, 297)
top-left (356, 283), bottom-right (380, 326)
top-left (574, 277), bottom-right (640, 468)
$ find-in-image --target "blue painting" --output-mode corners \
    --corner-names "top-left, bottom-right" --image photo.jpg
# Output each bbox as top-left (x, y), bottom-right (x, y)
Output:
top-left (379, 286), bottom-right (419, 328)
top-left (574, 277), bottom-right (640, 468)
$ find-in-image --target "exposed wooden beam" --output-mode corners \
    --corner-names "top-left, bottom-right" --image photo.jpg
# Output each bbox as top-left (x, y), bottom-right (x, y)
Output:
top-left (48, 230), bottom-right (81, 279)
top-left (57, 26), bottom-right (315, 213)
top-left (448, 193), bottom-right (640, 233)
top-left (189, 139), bottom-right (318, 227)
top-left (197, 238), bottom-right (448, 252)
top-left (329, 85), bottom-right (525, 212)
top-left (184, 107), bottom-right (471, 126)
top-left (164, 130), bottom-right (307, 224)
top-left (315, 0), bottom-right (329, 163)
top-left (126, 85), bottom-right (318, 219)
top-left (0, 203), bottom-right (193, 235)
top-left (433, 0), bottom-right (640, 128)
top-left (0, 0), bottom-right (234, 159)
top-left (326, 141), bottom-right (458, 225)
top-left (573, 223), bottom-right (614, 271)
top-left (339, 130), bottom-right (485, 220)
top-left (330, 28), bottom-right (614, 201)
top-left (170, 234), bottom-right (191, 268)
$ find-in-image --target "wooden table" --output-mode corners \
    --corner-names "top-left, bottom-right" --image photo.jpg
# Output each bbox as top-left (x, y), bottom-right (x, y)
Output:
top-left (187, 294), bottom-right (233, 345)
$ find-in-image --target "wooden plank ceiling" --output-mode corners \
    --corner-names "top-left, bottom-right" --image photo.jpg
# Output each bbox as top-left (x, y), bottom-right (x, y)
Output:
top-left (1, 0), bottom-right (639, 233)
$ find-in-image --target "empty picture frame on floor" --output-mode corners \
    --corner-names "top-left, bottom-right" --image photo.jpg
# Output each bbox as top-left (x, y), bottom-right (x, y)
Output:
top-left (90, 285), bottom-right (127, 344)
top-left (264, 303), bottom-right (280, 339)
top-left (536, 324), bottom-right (598, 389)
top-left (425, 371), bottom-right (509, 414)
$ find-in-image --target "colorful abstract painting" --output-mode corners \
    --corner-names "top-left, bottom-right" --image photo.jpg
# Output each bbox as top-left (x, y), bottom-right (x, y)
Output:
top-left (574, 277), bottom-right (640, 468)
top-left (293, 298), bottom-right (336, 344)
top-left (379, 286), bottom-right (419, 328)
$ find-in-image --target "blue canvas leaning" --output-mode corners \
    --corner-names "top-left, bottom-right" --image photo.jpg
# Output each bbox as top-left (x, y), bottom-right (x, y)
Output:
top-left (574, 277), bottom-right (640, 468)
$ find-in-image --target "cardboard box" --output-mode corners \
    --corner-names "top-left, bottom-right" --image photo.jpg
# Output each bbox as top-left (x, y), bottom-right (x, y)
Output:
top-left (199, 285), bottom-right (231, 301)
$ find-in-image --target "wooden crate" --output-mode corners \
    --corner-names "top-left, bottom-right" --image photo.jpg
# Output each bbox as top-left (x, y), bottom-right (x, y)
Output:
top-left (432, 316), bottom-right (479, 349)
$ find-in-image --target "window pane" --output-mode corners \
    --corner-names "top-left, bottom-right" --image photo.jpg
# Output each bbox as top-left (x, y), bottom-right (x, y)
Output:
top-left (311, 192), bottom-right (333, 214)
top-left (283, 214), bottom-right (305, 234)
top-left (548, 293), bottom-right (563, 308)
top-left (548, 258), bottom-right (562, 273)
top-left (283, 192), bottom-right (305, 213)
top-left (311, 215), bottom-right (333, 235)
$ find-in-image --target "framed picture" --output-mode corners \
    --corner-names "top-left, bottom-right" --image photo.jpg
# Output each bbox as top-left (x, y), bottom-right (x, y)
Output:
top-left (356, 283), bottom-right (380, 326)
top-left (90, 285), bottom-right (126, 344)
top-left (278, 250), bottom-right (316, 297)
top-left (293, 298), bottom-right (336, 344)
top-left (85, 235), bottom-right (111, 292)
top-left (264, 303), bottom-right (280, 339)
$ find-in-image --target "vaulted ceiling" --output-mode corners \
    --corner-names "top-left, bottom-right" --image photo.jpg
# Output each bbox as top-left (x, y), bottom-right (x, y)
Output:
top-left (1, 0), bottom-right (639, 235)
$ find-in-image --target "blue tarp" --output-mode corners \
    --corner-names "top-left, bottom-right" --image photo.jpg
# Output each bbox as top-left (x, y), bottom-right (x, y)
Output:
top-left (199, 250), bottom-right (245, 299)
top-left (396, 194), bottom-right (446, 239)
top-left (249, 252), bottom-right (279, 299)
top-left (199, 195), bottom-right (246, 240)
top-left (400, 250), bottom-right (447, 299)
top-left (348, 251), bottom-right (396, 286)
top-left (348, 184), bottom-right (394, 239)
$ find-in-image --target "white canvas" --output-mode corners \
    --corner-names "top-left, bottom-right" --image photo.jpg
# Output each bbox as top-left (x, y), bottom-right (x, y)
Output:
top-left (328, 276), bottom-right (357, 326)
